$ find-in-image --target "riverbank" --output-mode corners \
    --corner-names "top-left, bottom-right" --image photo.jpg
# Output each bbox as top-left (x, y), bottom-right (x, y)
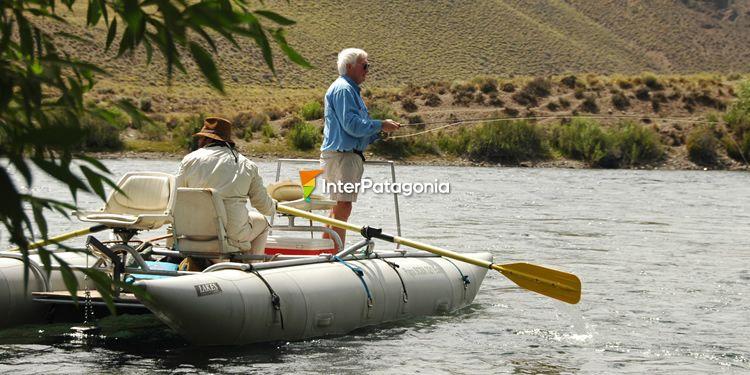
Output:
top-left (84, 74), bottom-right (749, 171)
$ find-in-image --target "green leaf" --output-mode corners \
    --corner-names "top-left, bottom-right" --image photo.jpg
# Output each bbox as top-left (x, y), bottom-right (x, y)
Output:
top-left (87, 0), bottom-right (102, 26)
top-left (189, 41), bottom-right (224, 92)
top-left (254, 10), bottom-right (296, 26)
top-left (80, 165), bottom-right (107, 200)
top-left (271, 29), bottom-right (311, 68)
top-left (105, 18), bottom-right (117, 52)
top-left (57, 261), bottom-right (80, 305)
top-left (249, 21), bottom-right (274, 75)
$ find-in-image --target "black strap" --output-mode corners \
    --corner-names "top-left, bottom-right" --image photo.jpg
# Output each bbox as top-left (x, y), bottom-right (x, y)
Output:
top-left (377, 256), bottom-right (408, 303)
top-left (250, 269), bottom-right (284, 329)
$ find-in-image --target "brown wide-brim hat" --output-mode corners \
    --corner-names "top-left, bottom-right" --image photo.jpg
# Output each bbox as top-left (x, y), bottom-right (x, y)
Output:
top-left (193, 117), bottom-right (234, 146)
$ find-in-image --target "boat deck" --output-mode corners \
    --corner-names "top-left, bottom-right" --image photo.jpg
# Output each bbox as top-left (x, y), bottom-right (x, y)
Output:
top-left (32, 290), bottom-right (147, 310)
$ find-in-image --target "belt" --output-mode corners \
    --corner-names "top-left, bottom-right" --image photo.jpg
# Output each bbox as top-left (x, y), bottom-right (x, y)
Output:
top-left (336, 149), bottom-right (365, 162)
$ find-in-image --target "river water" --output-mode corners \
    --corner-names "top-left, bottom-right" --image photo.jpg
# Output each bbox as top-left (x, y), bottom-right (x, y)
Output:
top-left (1, 159), bottom-right (748, 374)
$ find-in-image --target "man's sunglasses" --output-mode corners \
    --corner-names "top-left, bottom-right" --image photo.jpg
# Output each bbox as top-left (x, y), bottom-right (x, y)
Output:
top-left (362, 63), bottom-right (369, 71)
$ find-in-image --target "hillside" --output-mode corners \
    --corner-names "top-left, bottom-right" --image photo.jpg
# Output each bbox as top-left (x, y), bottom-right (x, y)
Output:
top-left (50, 0), bottom-right (750, 91)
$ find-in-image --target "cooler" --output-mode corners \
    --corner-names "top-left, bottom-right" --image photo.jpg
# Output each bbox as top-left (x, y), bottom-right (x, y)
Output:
top-left (264, 236), bottom-right (336, 256)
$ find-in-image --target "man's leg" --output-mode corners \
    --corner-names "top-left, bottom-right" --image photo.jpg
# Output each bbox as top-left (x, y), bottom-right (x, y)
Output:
top-left (325, 201), bottom-right (352, 249)
top-left (247, 213), bottom-right (270, 262)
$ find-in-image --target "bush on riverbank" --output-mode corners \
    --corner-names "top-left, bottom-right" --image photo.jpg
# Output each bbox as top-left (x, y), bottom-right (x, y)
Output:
top-left (370, 136), bottom-right (437, 158)
top-left (300, 100), bottom-right (323, 120)
top-left (80, 113), bottom-right (124, 151)
top-left (723, 80), bottom-right (750, 162)
top-left (551, 118), bottom-right (615, 167)
top-left (686, 126), bottom-right (720, 165)
top-left (434, 120), bottom-right (548, 163)
top-left (611, 121), bottom-right (663, 166)
top-left (288, 122), bottom-right (321, 150)
top-left (550, 118), bottom-right (663, 167)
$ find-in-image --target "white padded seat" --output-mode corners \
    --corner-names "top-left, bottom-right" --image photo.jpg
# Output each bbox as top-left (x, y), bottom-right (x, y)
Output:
top-left (267, 180), bottom-right (336, 211)
top-left (74, 172), bottom-right (175, 230)
top-left (172, 188), bottom-right (240, 256)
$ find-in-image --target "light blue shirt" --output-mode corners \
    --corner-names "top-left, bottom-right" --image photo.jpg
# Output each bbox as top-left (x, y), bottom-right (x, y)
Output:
top-left (320, 75), bottom-right (382, 152)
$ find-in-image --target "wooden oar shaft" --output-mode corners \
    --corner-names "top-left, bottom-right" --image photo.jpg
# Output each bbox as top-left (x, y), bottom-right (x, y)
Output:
top-left (10, 224), bottom-right (108, 251)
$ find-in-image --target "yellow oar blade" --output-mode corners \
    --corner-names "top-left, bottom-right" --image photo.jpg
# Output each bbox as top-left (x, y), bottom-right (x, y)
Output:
top-left (494, 263), bottom-right (581, 304)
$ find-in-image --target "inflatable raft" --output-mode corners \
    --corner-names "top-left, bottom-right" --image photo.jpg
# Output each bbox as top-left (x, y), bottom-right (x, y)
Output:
top-left (135, 251), bottom-right (491, 345)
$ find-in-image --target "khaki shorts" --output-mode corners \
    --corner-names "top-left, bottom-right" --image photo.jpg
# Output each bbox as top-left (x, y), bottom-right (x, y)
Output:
top-left (320, 151), bottom-right (364, 202)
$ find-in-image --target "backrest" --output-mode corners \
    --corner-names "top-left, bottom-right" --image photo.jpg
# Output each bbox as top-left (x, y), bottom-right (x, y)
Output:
top-left (105, 172), bottom-right (175, 216)
top-left (172, 188), bottom-right (238, 256)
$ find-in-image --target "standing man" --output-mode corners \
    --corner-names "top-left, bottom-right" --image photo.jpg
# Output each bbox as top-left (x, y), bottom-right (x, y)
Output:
top-left (320, 48), bottom-right (401, 247)
top-left (177, 117), bottom-right (275, 261)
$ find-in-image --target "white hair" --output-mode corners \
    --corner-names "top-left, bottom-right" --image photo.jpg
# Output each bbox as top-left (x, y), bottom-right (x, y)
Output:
top-left (337, 48), bottom-right (367, 76)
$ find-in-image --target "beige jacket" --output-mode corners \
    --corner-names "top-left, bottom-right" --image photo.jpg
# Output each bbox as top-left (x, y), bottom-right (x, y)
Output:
top-left (176, 146), bottom-right (275, 250)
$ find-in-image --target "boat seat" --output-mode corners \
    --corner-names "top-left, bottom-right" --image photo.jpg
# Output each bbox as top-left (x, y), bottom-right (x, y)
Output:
top-left (267, 180), bottom-right (336, 211)
top-left (74, 171), bottom-right (175, 231)
top-left (172, 188), bottom-right (240, 256)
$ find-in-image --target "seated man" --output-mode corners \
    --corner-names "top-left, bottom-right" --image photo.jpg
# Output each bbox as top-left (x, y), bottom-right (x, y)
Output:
top-left (176, 117), bottom-right (275, 261)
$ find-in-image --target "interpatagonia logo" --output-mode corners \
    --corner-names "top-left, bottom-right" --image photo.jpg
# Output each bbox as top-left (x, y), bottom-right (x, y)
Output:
top-left (299, 169), bottom-right (322, 202)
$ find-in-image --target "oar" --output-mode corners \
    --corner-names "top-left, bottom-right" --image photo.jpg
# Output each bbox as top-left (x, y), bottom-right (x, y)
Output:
top-left (8, 224), bottom-right (109, 251)
top-left (277, 204), bottom-right (581, 304)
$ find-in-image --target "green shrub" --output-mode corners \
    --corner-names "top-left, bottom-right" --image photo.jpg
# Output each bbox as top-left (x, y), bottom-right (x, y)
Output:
top-left (487, 94), bottom-right (503, 107)
top-left (234, 111), bottom-right (269, 133)
top-left (139, 96), bottom-right (153, 112)
top-left (722, 80), bottom-right (750, 161)
top-left (450, 81), bottom-right (476, 94)
top-left (501, 82), bottom-right (515, 93)
top-left (401, 97), bottom-right (418, 112)
top-left (173, 114), bottom-right (205, 151)
top-left (423, 93), bottom-right (442, 107)
top-left (611, 122), bottom-right (663, 166)
top-left (288, 122), bottom-right (321, 150)
top-left (611, 92), bottom-right (630, 110)
top-left (686, 126), bottom-right (719, 165)
top-left (574, 88), bottom-right (585, 99)
top-left (546, 101), bottom-right (560, 111)
top-left (724, 80), bottom-right (750, 136)
top-left (370, 136), bottom-right (437, 159)
top-left (723, 132), bottom-right (750, 162)
top-left (472, 76), bottom-right (498, 94)
top-left (300, 100), bottom-right (323, 120)
top-left (642, 74), bottom-right (664, 91)
top-left (616, 79), bottom-right (633, 90)
top-left (453, 90), bottom-right (473, 106)
top-left (281, 114), bottom-right (304, 129)
top-left (512, 78), bottom-right (552, 107)
top-left (141, 121), bottom-right (166, 141)
top-left (465, 120), bottom-right (548, 163)
top-left (551, 118), bottom-right (616, 167)
top-left (635, 87), bottom-right (650, 101)
top-left (80, 113), bottom-right (124, 151)
top-left (407, 114), bottom-right (425, 130)
top-left (559, 97), bottom-right (571, 108)
top-left (579, 95), bottom-right (599, 113)
top-left (561, 75), bottom-right (577, 89)
top-left (435, 128), bottom-right (470, 155)
top-left (261, 123), bottom-right (275, 139)
top-left (369, 101), bottom-right (398, 120)
top-left (503, 107), bottom-right (520, 117)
